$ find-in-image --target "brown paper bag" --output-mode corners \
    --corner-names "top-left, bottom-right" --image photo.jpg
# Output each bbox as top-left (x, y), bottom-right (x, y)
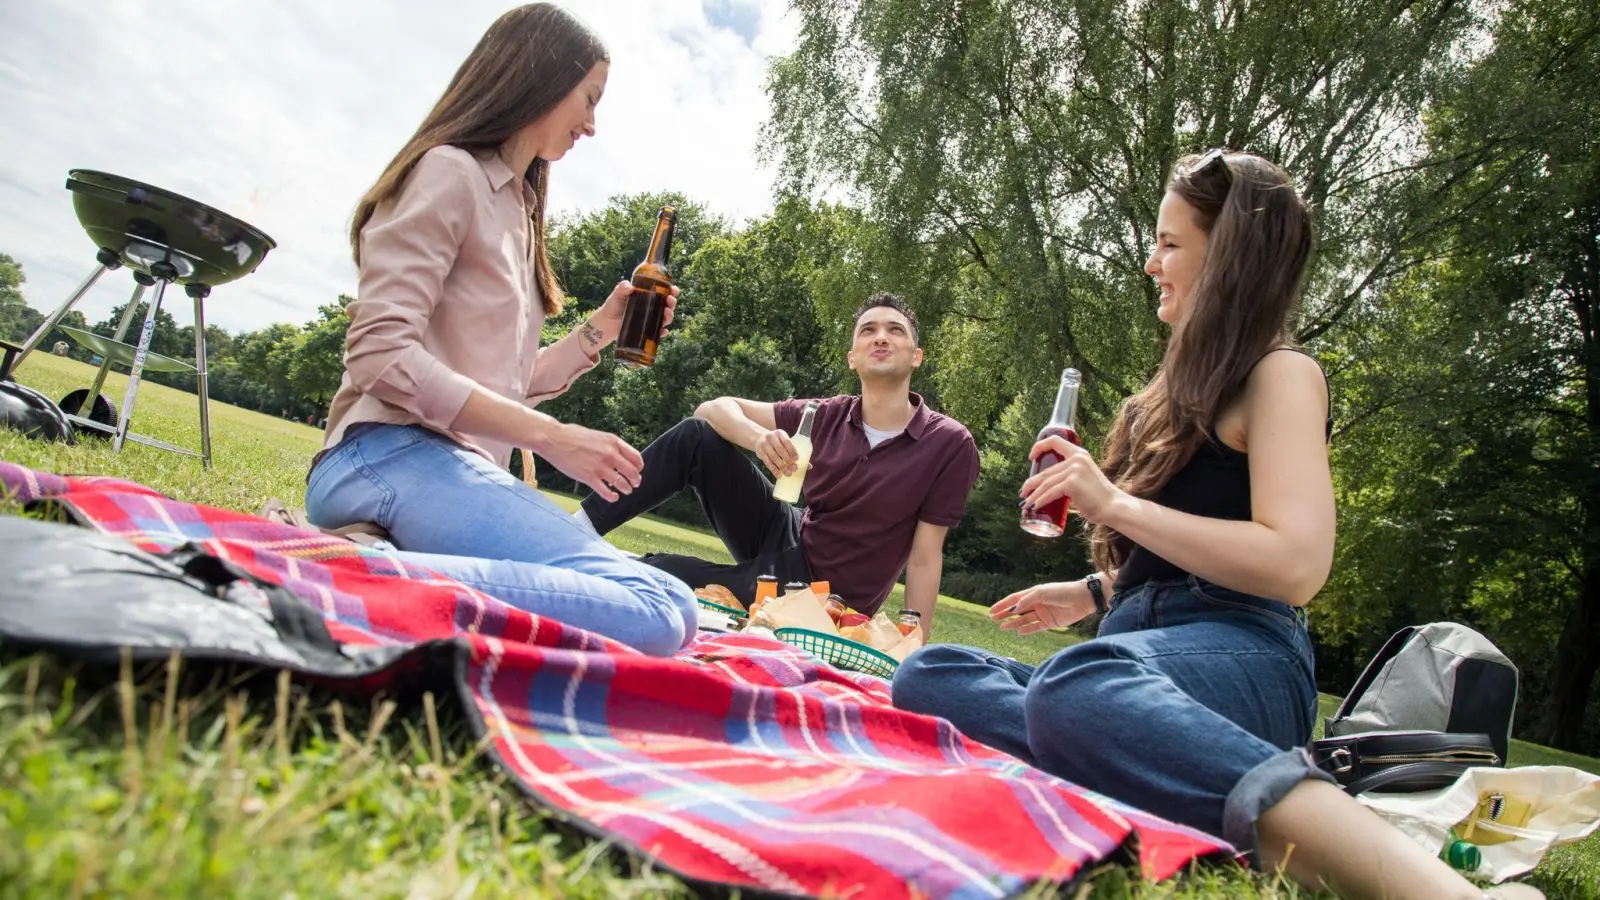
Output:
top-left (884, 628), bottom-right (925, 662)
top-left (759, 590), bottom-right (838, 634)
top-left (865, 611), bottom-right (903, 651)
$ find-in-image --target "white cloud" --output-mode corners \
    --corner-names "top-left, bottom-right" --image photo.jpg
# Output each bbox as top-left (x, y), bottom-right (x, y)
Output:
top-left (0, 0), bottom-right (797, 334)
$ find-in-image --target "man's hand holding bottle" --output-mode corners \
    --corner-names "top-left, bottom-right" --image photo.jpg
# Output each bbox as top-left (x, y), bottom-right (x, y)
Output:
top-left (754, 428), bottom-right (801, 478)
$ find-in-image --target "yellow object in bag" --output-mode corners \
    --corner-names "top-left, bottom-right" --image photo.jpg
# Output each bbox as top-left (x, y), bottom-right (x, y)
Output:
top-left (1357, 765), bottom-right (1600, 882)
top-left (1457, 790), bottom-right (1536, 846)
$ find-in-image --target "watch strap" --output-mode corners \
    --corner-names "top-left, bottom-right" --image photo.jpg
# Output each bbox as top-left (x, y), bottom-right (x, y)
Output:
top-left (1085, 574), bottom-right (1109, 615)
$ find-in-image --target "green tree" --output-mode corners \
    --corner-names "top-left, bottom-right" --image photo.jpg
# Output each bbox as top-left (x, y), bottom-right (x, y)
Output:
top-left (291, 297), bottom-right (352, 407)
top-left (0, 253), bottom-right (28, 342)
top-left (1323, 0), bottom-right (1600, 751)
top-left (234, 323), bottom-right (303, 414)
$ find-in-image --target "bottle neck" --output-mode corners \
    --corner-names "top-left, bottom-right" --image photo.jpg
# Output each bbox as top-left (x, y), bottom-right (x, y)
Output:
top-left (645, 215), bottom-right (675, 268)
top-left (1048, 381), bottom-right (1079, 430)
top-left (795, 404), bottom-right (819, 439)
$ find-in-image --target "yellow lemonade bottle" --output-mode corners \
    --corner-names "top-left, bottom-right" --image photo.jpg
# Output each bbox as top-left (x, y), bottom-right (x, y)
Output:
top-left (772, 401), bottom-right (818, 504)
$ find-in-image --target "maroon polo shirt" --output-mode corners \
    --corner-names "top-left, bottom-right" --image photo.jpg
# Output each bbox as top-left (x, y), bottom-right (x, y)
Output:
top-left (773, 393), bottom-right (980, 615)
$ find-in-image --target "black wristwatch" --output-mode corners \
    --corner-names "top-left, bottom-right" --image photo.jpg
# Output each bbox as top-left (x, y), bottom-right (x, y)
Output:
top-left (1085, 574), bottom-right (1109, 615)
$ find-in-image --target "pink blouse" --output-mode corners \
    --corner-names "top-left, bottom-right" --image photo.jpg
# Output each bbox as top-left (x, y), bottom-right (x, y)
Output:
top-left (321, 145), bottom-right (595, 466)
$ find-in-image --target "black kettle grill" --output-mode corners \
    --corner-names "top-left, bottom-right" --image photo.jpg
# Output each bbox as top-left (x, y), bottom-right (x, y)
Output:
top-left (3, 171), bottom-right (277, 467)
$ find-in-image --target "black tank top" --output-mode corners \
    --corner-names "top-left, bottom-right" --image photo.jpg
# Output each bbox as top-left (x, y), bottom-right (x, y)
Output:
top-left (1112, 349), bottom-right (1332, 592)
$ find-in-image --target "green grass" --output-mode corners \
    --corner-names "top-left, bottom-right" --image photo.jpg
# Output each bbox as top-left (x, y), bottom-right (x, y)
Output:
top-left (3, 353), bottom-right (1598, 899)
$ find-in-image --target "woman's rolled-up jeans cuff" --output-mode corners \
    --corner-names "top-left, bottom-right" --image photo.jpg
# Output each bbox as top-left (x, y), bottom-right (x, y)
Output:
top-left (1222, 746), bottom-right (1338, 865)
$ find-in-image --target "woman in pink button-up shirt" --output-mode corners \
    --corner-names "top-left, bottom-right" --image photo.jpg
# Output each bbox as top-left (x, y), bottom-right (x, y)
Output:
top-left (304, 4), bottom-right (695, 655)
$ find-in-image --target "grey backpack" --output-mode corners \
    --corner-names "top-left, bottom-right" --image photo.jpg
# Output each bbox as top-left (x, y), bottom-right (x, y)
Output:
top-left (1324, 622), bottom-right (1519, 763)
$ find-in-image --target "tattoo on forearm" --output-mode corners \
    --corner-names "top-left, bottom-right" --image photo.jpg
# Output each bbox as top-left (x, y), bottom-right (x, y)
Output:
top-left (579, 320), bottom-right (605, 350)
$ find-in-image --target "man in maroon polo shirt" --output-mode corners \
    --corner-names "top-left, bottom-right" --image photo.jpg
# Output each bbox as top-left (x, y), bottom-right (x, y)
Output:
top-left (576, 293), bottom-right (980, 634)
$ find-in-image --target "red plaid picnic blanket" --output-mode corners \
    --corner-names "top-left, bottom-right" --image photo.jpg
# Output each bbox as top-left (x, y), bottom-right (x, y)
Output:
top-left (0, 461), bottom-right (1229, 898)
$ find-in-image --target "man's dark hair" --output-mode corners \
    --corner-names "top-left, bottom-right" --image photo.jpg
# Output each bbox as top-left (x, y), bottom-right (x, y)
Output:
top-left (852, 292), bottom-right (919, 346)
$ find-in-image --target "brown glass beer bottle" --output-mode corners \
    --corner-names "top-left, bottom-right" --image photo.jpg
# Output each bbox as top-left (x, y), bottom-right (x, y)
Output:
top-left (614, 206), bottom-right (677, 368)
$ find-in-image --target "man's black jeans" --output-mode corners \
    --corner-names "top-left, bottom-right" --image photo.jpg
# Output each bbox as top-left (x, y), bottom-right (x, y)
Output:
top-left (581, 418), bottom-right (812, 604)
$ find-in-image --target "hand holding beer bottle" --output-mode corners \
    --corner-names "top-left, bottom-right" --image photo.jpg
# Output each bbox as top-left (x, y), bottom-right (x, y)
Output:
top-left (1018, 367), bottom-right (1124, 528)
top-left (613, 207), bottom-right (678, 368)
top-left (771, 401), bottom-right (819, 504)
top-left (1020, 368), bottom-right (1082, 537)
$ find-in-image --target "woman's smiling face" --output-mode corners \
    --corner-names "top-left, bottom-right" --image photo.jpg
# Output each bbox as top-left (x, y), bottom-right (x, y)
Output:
top-left (1145, 190), bottom-right (1210, 327)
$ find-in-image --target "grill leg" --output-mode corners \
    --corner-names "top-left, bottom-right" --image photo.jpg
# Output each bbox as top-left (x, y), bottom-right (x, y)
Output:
top-left (113, 276), bottom-right (170, 453)
top-left (188, 283), bottom-right (213, 468)
top-left (76, 276), bottom-right (151, 414)
top-left (13, 254), bottom-right (117, 373)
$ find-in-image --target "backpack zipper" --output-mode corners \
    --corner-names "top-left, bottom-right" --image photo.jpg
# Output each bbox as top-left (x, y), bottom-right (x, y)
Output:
top-left (1361, 751), bottom-right (1500, 765)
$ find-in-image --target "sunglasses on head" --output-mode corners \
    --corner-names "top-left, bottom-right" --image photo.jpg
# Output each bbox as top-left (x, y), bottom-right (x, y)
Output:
top-left (1188, 148), bottom-right (1233, 185)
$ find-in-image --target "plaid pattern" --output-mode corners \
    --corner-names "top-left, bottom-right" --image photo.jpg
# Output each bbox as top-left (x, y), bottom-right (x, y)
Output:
top-left (0, 461), bottom-right (1229, 898)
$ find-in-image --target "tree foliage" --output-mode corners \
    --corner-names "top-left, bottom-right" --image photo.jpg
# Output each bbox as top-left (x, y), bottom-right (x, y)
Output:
top-left (1320, 0), bottom-right (1600, 750)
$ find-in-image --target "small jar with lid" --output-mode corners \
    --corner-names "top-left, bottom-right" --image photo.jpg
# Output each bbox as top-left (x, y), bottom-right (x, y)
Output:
top-left (896, 608), bottom-right (922, 636)
top-left (822, 594), bottom-right (848, 624)
top-left (754, 575), bottom-right (780, 604)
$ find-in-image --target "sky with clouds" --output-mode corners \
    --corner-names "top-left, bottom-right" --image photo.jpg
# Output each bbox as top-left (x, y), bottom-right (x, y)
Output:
top-left (0, 0), bottom-right (796, 334)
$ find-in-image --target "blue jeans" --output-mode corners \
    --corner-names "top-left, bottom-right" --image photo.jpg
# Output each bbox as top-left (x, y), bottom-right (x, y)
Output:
top-left (305, 424), bottom-right (697, 657)
top-left (891, 577), bottom-right (1336, 861)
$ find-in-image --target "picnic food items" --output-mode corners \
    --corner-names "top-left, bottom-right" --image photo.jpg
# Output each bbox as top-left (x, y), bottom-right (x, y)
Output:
top-left (884, 626), bottom-right (926, 662)
top-left (755, 575), bottom-right (779, 602)
top-left (865, 611), bottom-right (903, 649)
top-left (744, 583), bottom-right (928, 676)
top-left (839, 612), bottom-right (869, 628)
top-left (839, 623), bottom-right (872, 644)
top-left (897, 609), bottom-right (922, 636)
top-left (755, 586), bottom-right (837, 633)
top-left (743, 583), bottom-right (929, 673)
top-left (821, 594), bottom-right (848, 624)
top-left (1020, 367), bottom-right (1082, 538)
top-left (694, 584), bottom-right (744, 612)
top-left (748, 575), bottom-right (781, 622)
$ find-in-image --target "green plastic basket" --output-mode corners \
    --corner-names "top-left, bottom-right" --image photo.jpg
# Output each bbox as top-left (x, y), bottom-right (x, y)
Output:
top-left (773, 628), bottom-right (899, 678)
top-left (695, 596), bottom-right (748, 620)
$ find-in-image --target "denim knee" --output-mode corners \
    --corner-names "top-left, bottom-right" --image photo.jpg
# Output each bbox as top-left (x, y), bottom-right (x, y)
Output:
top-left (891, 644), bottom-right (987, 714)
top-left (1021, 643), bottom-right (1120, 776)
top-left (627, 574), bottom-right (697, 657)
top-left (663, 574), bottom-right (699, 649)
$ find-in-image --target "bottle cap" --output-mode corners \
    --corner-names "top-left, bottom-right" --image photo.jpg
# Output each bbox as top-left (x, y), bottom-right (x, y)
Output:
top-left (899, 609), bottom-right (922, 618)
top-left (1444, 840), bottom-right (1481, 871)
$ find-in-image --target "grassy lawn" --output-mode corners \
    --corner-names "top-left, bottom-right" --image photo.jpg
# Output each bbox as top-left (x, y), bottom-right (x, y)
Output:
top-left (3, 353), bottom-right (1597, 899)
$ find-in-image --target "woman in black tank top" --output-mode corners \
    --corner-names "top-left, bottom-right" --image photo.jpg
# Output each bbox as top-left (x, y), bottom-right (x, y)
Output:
top-left (894, 152), bottom-right (1519, 899)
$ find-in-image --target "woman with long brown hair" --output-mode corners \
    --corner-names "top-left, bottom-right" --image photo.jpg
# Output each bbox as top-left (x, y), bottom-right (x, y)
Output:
top-left (892, 151), bottom-right (1539, 899)
top-left (304, 4), bottom-right (697, 656)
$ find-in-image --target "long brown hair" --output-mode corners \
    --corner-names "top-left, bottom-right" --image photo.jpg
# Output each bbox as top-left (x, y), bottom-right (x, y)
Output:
top-left (1090, 151), bottom-right (1314, 574)
top-left (349, 3), bottom-right (607, 315)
